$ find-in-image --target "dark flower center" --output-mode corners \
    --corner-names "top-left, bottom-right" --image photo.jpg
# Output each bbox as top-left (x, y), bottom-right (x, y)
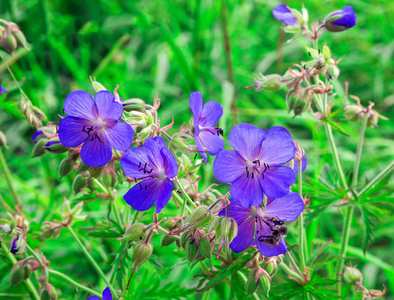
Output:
top-left (82, 125), bottom-right (104, 144)
top-left (245, 159), bottom-right (270, 179)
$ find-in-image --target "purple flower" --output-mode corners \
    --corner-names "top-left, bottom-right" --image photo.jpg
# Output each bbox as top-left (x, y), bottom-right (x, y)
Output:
top-left (120, 136), bottom-right (178, 212)
top-left (58, 90), bottom-right (134, 167)
top-left (189, 92), bottom-right (224, 163)
top-left (213, 124), bottom-right (296, 208)
top-left (219, 192), bottom-right (304, 257)
top-left (293, 154), bottom-right (307, 173)
top-left (0, 78), bottom-right (7, 95)
top-left (272, 4), bottom-right (299, 27)
top-left (87, 287), bottom-right (112, 300)
top-left (325, 6), bottom-right (356, 32)
top-left (32, 130), bottom-right (44, 143)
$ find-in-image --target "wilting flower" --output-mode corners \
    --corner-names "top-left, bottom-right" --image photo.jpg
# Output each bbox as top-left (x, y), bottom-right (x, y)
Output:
top-left (324, 6), bottom-right (356, 32)
top-left (87, 287), bottom-right (112, 300)
top-left (213, 124), bottom-right (296, 208)
top-left (189, 91), bottom-right (224, 163)
top-left (58, 90), bottom-right (134, 167)
top-left (120, 136), bottom-right (177, 212)
top-left (219, 192), bottom-right (304, 257)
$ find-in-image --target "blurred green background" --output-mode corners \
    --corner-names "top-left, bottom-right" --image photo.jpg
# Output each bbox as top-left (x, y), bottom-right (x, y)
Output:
top-left (0, 0), bottom-right (393, 299)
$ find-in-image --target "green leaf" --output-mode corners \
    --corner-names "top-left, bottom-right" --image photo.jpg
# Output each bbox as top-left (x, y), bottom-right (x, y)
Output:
top-left (359, 205), bottom-right (377, 255)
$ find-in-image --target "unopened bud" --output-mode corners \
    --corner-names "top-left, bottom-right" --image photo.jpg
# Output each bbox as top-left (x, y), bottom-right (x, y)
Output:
top-left (198, 236), bottom-right (212, 259)
top-left (327, 64), bottom-right (340, 80)
top-left (39, 283), bottom-right (57, 300)
top-left (132, 241), bottom-right (153, 270)
top-left (77, 162), bottom-right (91, 172)
top-left (180, 230), bottom-right (192, 249)
top-left (264, 257), bottom-right (279, 277)
top-left (72, 174), bottom-right (87, 193)
top-left (91, 80), bottom-right (107, 92)
top-left (259, 273), bottom-right (271, 297)
top-left (161, 234), bottom-right (176, 247)
top-left (245, 270), bottom-right (259, 294)
top-left (293, 97), bottom-right (309, 116)
top-left (44, 139), bottom-right (69, 153)
top-left (0, 130), bottom-right (7, 148)
top-left (256, 74), bottom-right (282, 92)
top-left (122, 98), bottom-right (145, 112)
top-left (367, 110), bottom-right (379, 128)
top-left (10, 265), bottom-right (31, 286)
top-left (119, 223), bottom-right (145, 242)
top-left (184, 239), bottom-right (199, 262)
top-left (343, 266), bottom-right (362, 285)
top-left (344, 105), bottom-right (364, 122)
top-left (32, 138), bottom-right (48, 157)
top-left (10, 234), bottom-right (26, 255)
top-left (171, 133), bottom-right (191, 154)
top-left (59, 156), bottom-right (74, 177)
top-left (2, 33), bottom-right (17, 53)
top-left (189, 206), bottom-right (212, 228)
top-left (220, 218), bottom-right (238, 243)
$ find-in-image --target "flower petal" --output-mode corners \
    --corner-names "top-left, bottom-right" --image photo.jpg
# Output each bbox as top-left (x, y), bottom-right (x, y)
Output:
top-left (161, 148), bottom-right (178, 178)
top-left (213, 150), bottom-right (246, 183)
top-left (268, 126), bottom-right (291, 137)
top-left (102, 287), bottom-right (112, 300)
top-left (264, 192), bottom-right (304, 222)
top-left (199, 101), bottom-right (223, 127)
top-left (64, 90), bottom-right (97, 120)
top-left (80, 134), bottom-right (112, 167)
top-left (198, 130), bottom-right (224, 155)
top-left (94, 91), bottom-right (123, 122)
top-left (120, 147), bottom-right (152, 179)
top-left (155, 178), bottom-right (174, 213)
top-left (272, 4), bottom-right (298, 26)
top-left (259, 131), bottom-right (296, 165)
top-left (218, 198), bottom-right (253, 224)
top-left (189, 91), bottom-right (203, 119)
top-left (87, 296), bottom-right (101, 300)
top-left (58, 116), bottom-right (90, 147)
top-left (229, 123), bottom-right (266, 161)
top-left (256, 238), bottom-right (287, 257)
top-left (293, 155), bottom-right (307, 173)
top-left (230, 216), bottom-right (255, 253)
top-left (195, 137), bottom-right (208, 164)
top-left (260, 165), bottom-right (296, 198)
top-left (123, 178), bottom-right (162, 211)
top-left (230, 174), bottom-right (265, 207)
top-left (142, 136), bottom-right (167, 169)
top-left (105, 122), bottom-right (134, 152)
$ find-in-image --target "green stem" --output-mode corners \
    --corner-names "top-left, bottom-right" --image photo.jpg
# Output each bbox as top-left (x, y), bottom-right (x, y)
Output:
top-left (0, 294), bottom-right (29, 298)
top-left (2, 244), bottom-right (40, 300)
top-left (0, 148), bottom-right (22, 207)
top-left (352, 115), bottom-right (368, 187)
top-left (279, 263), bottom-right (304, 284)
top-left (0, 54), bottom-right (29, 99)
top-left (157, 225), bottom-right (181, 240)
top-left (48, 269), bottom-right (101, 297)
top-left (172, 191), bottom-right (193, 214)
top-left (26, 244), bottom-right (49, 285)
top-left (286, 251), bottom-right (301, 276)
top-left (298, 160), bottom-right (306, 272)
top-left (67, 226), bottom-right (118, 298)
top-left (175, 180), bottom-right (197, 209)
top-left (358, 160), bottom-right (394, 198)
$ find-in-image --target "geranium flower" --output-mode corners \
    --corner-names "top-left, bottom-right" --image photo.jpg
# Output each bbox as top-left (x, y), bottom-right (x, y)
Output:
top-left (272, 4), bottom-right (299, 27)
top-left (189, 91), bottom-right (224, 163)
top-left (87, 287), bottom-right (112, 300)
top-left (213, 124), bottom-right (296, 208)
top-left (219, 192), bottom-right (304, 257)
top-left (58, 90), bottom-right (134, 167)
top-left (293, 154), bottom-right (307, 173)
top-left (325, 6), bottom-right (356, 32)
top-left (120, 136), bottom-right (178, 212)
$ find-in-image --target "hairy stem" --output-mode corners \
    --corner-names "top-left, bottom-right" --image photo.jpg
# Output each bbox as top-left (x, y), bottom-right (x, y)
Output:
top-left (352, 115), bottom-right (368, 187)
top-left (0, 148), bottom-right (22, 207)
top-left (67, 226), bottom-right (118, 298)
top-left (2, 244), bottom-right (40, 300)
top-left (175, 179), bottom-right (197, 209)
top-left (48, 269), bottom-right (101, 297)
top-left (25, 244), bottom-right (49, 285)
top-left (298, 159), bottom-right (306, 272)
top-left (279, 263), bottom-right (304, 284)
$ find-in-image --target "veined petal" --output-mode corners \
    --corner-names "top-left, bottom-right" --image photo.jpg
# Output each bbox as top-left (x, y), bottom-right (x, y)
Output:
top-left (161, 148), bottom-right (178, 178)
top-left (230, 174), bottom-right (265, 208)
top-left (198, 130), bottom-right (224, 155)
top-left (105, 122), bottom-right (134, 152)
top-left (155, 178), bottom-right (174, 213)
top-left (268, 126), bottom-right (291, 137)
top-left (58, 116), bottom-right (90, 147)
top-left (195, 137), bottom-right (208, 164)
top-left (120, 147), bottom-right (152, 179)
top-left (213, 150), bottom-right (246, 183)
top-left (80, 134), bottom-right (112, 167)
top-left (102, 287), bottom-right (112, 300)
top-left (94, 91), bottom-right (123, 122)
top-left (199, 101), bottom-right (223, 127)
top-left (123, 178), bottom-right (162, 211)
top-left (264, 192), bottom-right (304, 222)
top-left (229, 123), bottom-right (266, 161)
top-left (143, 137), bottom-right (166, 169)
top-left (193, 119), bottom-right (200, 137)
top-left (260, 166), bottom-right (296, 199)
top-left (64, 90), bottom-right (97, 120)
top-left (87, 296), bottom-right (101, 300)
top-left (293, 155), bottom-right (308, 173)
top-left (255, 221), bottom-right (287, 257)
top-left (229, 217), bottom-right (255, 253)
top-left (218, 198), bottom-right (253, 224)
top-left (259, 132), bottom-right (295, 165)
top-left (272, 4), bottom-right (298, 26)
top-left (189, 91), bottom-right (203, 119)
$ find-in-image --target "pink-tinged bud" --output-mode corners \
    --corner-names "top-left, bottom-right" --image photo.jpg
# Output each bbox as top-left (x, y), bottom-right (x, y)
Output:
top-left (189, 206), bottom-right (212, 228)
top-left (264, 257), bottom-right (279, 277)
top-left (39, 283), bottom-right (58, 300)
top-left (343, 266), bottom-right (362, 285)
top-left (161, 234), bottom-right (177, 247)
top-left (10, 260), bottom-right (33, 286)
top-left (344, 104), bottom-right (364, 122)
top-left (198, 236), bottom-right (212, 259)
top-left (245, 269), bottom-right (259, 294)
top-left (132, 241), bottom-right (153, 271)
top-left (119, 223), bottom-right (145, 242)
top-left (184, 238), bottom-right (199, 262)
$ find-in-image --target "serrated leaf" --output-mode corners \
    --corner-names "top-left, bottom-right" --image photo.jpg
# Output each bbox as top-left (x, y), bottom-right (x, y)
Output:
top-left (359, 205), bottom-right (377, 255)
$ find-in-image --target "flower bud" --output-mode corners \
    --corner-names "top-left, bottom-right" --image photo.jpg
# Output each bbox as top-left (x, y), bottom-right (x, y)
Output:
top-left (259, 273), bottom-right (271, 297)
top-left (344, 105), bottom-right (364, 122)
top-left (39, 283), bottom-right (58, 300)
top-left (324, 6), bottom-right (356, 32)
top-left (10, 234), bottom-right (26, 255)
top-left (245, 270), bottom-right (259, 295)
top-left (170, 133), bottom-right (191, 154)
top-left (184, 238), bottom-right (199, 262)
top-left (343, 266), bottom-right (362, 285)
top-left (220, 218), bottom-right (238, 243)
top-left (2, 33), bottom-right (17, 53)
top-left (327, 64), bottom-right (340, 80)
top-left (132, 241), bottom-right (153, 271)
top-left (189, 206), bottom-right (213, 228)
top-left (44, 138), bottom-right (69, 153)
top-left (0, 130), bottom-right (7, 148)
top-left (264, 257), bottom-right (279, 277)
top-left (161, 234), bottom-right (177, 247)
top-left (89, 166), bottom-right (105, 178)
top-left (198, 236), bottom-right (212, 259)
top-left (32, 138), bottom-right (48, 157)
top-left (59, 156), bottom-right (74, 177)
top-left (0, 219), bottom-right (12, 240)
top-left (72, 174), bottom-right (87, 193)
top-left (119, 223), bottom-right (145, 242)
top-left (91, 80), bottom-right (107, 92)
top-left (10, 264), bottom-right (31, 286)
top-left (123, 98), bottom-right (145, 112)
top-left (181, 229), bottom-right (191, 249)
top-left (367, 111), bottom-right (379, 128)
top-left (255, 74), bottom-right (282, 92)
top-left (293, 97), bottom-right (309, 116)
top-left (77, 162), bottom-right (91, 172)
